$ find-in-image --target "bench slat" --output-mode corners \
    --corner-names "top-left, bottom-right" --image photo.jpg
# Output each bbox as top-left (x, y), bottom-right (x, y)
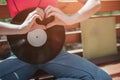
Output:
top-left (0, 5), bottom-right (10, 18)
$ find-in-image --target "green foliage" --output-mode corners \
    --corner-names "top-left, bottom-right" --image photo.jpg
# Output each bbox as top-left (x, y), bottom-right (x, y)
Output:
top-left (95, 11), bottom-right (120, 16)
top-left (0, 18), bottom-right (11, 22)
top-left (0, 0), bottom-right (10, 22)
top-left (0, 0), bottom-right (6, 4)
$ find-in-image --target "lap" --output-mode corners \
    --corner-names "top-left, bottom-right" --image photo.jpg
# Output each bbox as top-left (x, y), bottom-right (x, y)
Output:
top-left (39, 50), bottom-right (112, 80)
top-left (0, 50), bottom-right (112, 80)
top-left (0, 55), bottom-right (38, 80)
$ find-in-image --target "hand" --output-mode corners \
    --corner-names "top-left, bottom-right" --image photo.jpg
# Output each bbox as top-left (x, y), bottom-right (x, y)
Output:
top-left (19, 8), bottom-right (45, 33)
top-left (18, 8), bottom-right (44, 29)
top-left (44, 5), bottom-right (79, 29)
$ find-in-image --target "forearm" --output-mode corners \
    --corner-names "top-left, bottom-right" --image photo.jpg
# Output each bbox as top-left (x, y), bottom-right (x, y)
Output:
top-left (0, 27), bottom-right (23, 35)
top-left (73, 0), bottom-right (101, 23)
top-left (0, 8), bottom-right (42, 35)
top-left (0, 22), bottom-right (21, 29)
top-left (0, 22), bottom-right (24, 35)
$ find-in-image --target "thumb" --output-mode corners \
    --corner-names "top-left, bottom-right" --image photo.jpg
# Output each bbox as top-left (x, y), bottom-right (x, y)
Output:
top-left (46, 22), bottom-right (56, 29)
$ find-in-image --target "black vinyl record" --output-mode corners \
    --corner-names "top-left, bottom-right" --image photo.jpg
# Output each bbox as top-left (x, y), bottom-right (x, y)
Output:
top-left (7, 8), bottom-right (65, 64)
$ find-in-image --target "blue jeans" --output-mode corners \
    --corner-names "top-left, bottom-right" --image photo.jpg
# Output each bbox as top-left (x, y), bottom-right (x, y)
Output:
top-left (0, 50), bottom-right (112, 80)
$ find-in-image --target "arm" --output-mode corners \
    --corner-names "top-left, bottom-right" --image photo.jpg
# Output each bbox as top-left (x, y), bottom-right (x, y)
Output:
top-left (45, 0), bottom-right (101, 29)
top-left (75, 0), bottom-right (101, 23)
top-left (0, 22), bottom-right (30, 35)
top-left (0, 8), bottom-right (43, 35)
top-left (0, 14), bottom-right (36, 35)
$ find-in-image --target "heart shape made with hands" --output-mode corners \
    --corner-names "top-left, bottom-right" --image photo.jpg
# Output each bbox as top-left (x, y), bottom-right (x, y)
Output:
top-left (12, 8), bottom-right (55, 26)
top-left (7, 8), bottom-right (65, 64)
top-left (36, 16), bottom-right (55, 26)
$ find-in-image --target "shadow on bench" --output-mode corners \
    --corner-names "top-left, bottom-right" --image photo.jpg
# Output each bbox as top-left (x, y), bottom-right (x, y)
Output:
top-left (30, 69), bottom-right (55, 80)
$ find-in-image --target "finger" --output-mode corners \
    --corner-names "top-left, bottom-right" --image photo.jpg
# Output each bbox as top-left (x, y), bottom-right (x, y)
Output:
top-left (33, 25), bottom-right (46, 30)
top-left (35, 8), bottom-right (45, 20)
top-left (20, 14), bottom-right (39, 29)
top-left (47, 11), bottom-right (63, 20)
top-left (45, 22), bottom-right (57, 29)
top-left (26, 8), bottom-right (44, 21)
top-left (45, 5), bottom-right (62, 14)
top-left (27, 14), bottom-right (39, 25)
top-left (45, 5), bottom-right (56, 17)
top-left (36, 8), bottom-right (44, 15)
top-left (26, 10), bottom-right (37, 20)
top-left (44, 5), bottom-right (51, 14)
top-left (40, 25), bottom-right (46, 29)
top-left (35, 12), bottom-right (44, 21)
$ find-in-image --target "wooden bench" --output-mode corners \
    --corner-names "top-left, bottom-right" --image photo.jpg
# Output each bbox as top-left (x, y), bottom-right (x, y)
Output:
top-left (0, 0), bottom-right (120, 80)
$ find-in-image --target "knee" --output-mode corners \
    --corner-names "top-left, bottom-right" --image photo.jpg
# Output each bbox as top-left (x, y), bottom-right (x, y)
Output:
top-left (96, 69), bottom-right (112, 80)
top-left (0, 72), bottom-right (20, 80)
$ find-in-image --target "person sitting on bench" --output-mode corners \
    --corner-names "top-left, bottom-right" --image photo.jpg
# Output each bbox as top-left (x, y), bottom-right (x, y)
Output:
top-left (0, 0), bottom-right (112, 80)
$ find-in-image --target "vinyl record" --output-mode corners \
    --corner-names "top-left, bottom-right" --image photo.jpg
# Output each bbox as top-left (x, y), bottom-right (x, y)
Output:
top-left (7, 8), bottom-right (65, 64)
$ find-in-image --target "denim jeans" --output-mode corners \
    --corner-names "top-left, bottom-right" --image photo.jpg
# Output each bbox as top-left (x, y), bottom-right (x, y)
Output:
top-left (0, 50), bottom-right (112, 80)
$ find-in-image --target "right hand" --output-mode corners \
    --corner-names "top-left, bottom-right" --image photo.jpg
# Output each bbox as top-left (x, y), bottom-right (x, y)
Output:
top-left (19, 8), bottom-right (45, 34)
top-left (44, 5), bottom-right (79, 29)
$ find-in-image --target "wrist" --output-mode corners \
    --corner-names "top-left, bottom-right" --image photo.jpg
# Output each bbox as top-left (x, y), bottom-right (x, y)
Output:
top-left (18, 23), bottom-right (27, 29)
top-left (17, 25), bottom-right (27, 34)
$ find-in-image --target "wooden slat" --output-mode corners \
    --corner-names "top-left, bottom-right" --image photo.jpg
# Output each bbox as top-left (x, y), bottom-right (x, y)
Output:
top-left (58, 2), bottom-right (83, 14)
top-left (116, 27), bottom-right (120, 39)
top-left (58, 1), bottom-right (120, 14)
top-left (112, 77), bottom-right (120, 80)
top-left (65, 31), bottom-right (81, 44)
top-left (90, 54), bottom-right (120, 66)
top-left (0, 5), bottom-right (10, 18)
top-left (100, 61), bottom-right (120, 78)
top-left (67, 49), bottom-right (83, 54)
top-left (65, 23), bottom-right (80, 29)
top-left (65, 27), bottom-right (120, 44)
top-left (100, 1), bottom-right (120, 12)
top-left (116, 16), bottom-right (120, 24)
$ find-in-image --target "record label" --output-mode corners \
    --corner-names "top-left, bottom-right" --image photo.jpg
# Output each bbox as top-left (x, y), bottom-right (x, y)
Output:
top-left (27, 29), bottom-right (47, 47)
